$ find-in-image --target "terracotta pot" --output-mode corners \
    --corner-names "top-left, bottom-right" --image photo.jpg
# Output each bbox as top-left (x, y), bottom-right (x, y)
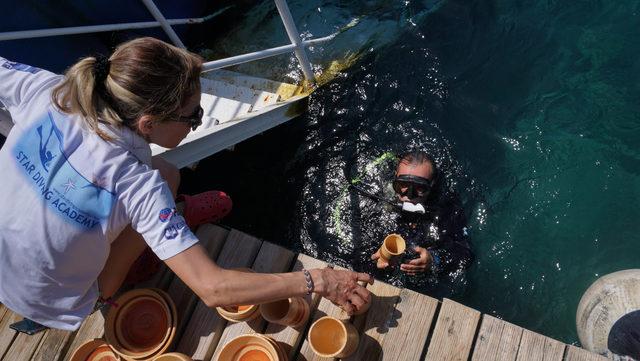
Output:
top-left (260, 297), bottom-right (309, 328)
top-left (151, 353), bottom-right (193, 361)
top-left (105, 288), bottom-right (177, 360)
top-left (253, 334), bottom-right (288, 361)
top-left (69, 339), bottom-right (120, 361)
top-left (378, 234), bottom-right (406, 263)
top-left (216, 269), bottom-right (260, 323)
top-left (216, 334), bottom-right (286, 361)
top-left (216, 304), bottom-right (260, 323)
top-left (308, 316), bottom-right (359, 358)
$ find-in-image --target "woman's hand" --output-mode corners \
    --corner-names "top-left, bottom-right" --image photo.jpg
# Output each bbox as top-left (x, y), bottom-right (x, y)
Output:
top-left (400, 246), bottom-right (432, 275)
top-left (311, 268), bottom-right (373, 315)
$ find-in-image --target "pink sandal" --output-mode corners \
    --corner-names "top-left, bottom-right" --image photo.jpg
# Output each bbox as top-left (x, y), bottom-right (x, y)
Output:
top-left (177, 190), bottom-right (233, 229)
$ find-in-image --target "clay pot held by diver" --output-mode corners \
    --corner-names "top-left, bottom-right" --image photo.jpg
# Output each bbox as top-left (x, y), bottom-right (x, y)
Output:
top-left (69, 339), bottom-right (120, 361)
top-left (378, 233), bottom-right (406, 266)
top-left (151, 352), bottom-right (193, 361)
top-left (259, 297), bottom-right (310, 328)
top-left (216, 334), bottom-right (287, 361)
top-left (308, 316), bottom-right (359, 358)
top-left (105, 288), bottom-right (177, 360)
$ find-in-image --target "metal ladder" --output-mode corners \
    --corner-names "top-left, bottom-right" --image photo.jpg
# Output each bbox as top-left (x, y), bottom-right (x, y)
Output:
top-left (0, 0), bottom-right (340, 167)
top-left (0, 0), bottom-right (332, 83)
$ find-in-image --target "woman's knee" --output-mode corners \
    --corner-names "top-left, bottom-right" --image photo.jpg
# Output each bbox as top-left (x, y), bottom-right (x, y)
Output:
top-left (152, 156), bottom-right (180, 197)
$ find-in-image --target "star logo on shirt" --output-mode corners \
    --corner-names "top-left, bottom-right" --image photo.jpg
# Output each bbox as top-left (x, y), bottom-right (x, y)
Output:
top-left (62, 178), bottom-right (77, 194)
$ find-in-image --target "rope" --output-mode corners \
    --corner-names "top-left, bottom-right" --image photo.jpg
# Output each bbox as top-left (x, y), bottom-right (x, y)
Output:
top-left (331, 152), bottom-right (396, 244)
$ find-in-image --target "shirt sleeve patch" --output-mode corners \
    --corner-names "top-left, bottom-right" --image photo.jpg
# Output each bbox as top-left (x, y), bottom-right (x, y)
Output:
top-left (2, 61), bottom-right (42, 74)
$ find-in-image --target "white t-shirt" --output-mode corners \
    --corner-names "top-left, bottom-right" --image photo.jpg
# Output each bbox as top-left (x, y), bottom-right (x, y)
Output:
top-left (0, 57), bottom-right (199, 330)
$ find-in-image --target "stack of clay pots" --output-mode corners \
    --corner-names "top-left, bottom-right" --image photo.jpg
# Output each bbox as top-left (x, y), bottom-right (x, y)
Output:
top-left (69, 288), bottom-right (187, 361)
top-left (216, 334), bottom-right (288, 361)
top-left (216, 294), bottom-right (310, 361)
top-left (70, 342), bottom-right (193, 361)
top-left (69, 339), bottom-right (120, 361)
top-left (105, 288), bottom-right (177, 360)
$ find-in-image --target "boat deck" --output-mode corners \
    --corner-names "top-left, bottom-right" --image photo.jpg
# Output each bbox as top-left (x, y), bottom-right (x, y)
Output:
top-left (0, 224), bottom-right (607, 361)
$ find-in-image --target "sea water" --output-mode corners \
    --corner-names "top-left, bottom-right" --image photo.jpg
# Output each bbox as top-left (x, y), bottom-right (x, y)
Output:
top-left (185, 0), bottom-right (640, 345)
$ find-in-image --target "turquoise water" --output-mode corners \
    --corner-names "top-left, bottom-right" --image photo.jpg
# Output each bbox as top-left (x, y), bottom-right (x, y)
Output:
top-left (190, 0), bottom-right (640, 344)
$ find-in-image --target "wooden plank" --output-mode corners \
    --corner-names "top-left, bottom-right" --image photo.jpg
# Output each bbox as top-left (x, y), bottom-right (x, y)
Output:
top-left (564, 345), bottom-right (608, 361)
top-left (471, 315), bottom-right (523, 361)
top-left (168, 224), bottom-right (229, 343)
top-left (3, 330), bottom-right (45, 361)
top-left (175, 229), bottom-right (262, 361)
top-left (0, 310), bottom-right (21, 359)
top-left (211, 241), bottom-right (295, 360)
top-left (515, 329), bottom-right (565, 361)
top-left (296, 265), bottom-right (351, 361)
top-left (424, 298), bottom-right (481, 361)
top-left (342, 281), bottom-right (401, 361)
top-left (381, 288), bottom-right (438, 361)
top-left (264, 254), bottom-right (327, 361)
top-left (61, 311), bottom-right (105, 361)
top-left (29, 329), bottom-right (72, 361)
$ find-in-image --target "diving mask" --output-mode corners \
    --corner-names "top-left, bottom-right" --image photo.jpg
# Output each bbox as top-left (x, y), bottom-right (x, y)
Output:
top-left (392, 174), bottom-right (433, 200)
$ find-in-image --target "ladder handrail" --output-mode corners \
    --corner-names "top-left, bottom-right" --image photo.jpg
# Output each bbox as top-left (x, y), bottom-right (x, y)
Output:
top-left (201, 34), bottom-right (334, 72)
top-left (0, 0), bottom-right (322, 82)
top-left (140, 0), bottom-right (185, 48)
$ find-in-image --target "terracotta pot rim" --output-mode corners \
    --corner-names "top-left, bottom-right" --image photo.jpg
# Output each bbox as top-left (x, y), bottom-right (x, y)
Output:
top-left (105, 288), bottom-right (176, 360)
top-left (308, 316), bottom-right (349, 357)
top-left (253, 334), bottom-right (288, 361)
top-left (217, 334), bottom-right (281, 361)
top-left (151, 352), bottom-right (193, 361)
top-left (115, 295), bottom-right (171, 357)
top-left (216, 304), bottom-right (260, 323)
top-left (68, 338), bottom-right (120, 361)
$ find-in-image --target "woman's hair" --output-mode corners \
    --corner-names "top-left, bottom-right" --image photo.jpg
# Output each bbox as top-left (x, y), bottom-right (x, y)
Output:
top-left (52, 37), bottom-right (202, 139)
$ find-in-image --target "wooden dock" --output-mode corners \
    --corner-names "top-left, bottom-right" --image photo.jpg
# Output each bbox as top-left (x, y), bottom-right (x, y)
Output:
top-left (0, 224), bottom-right (608, 361)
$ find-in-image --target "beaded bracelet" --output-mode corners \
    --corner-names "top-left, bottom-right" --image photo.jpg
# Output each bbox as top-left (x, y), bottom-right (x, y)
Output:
top-left (302, 269), bottom-right (314, 295)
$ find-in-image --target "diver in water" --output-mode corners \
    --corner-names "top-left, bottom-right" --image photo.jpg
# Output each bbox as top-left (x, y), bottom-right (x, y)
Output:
top-left (368, 151), bottom-right (474, 277)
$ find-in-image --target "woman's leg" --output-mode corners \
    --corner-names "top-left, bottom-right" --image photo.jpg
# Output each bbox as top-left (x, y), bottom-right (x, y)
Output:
top-left (97, 157), bottom-right (180, 298)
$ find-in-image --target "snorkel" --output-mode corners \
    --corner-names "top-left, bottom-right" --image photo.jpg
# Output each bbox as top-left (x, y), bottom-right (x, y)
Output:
top-left (348, 183), bottom-right (428, 214)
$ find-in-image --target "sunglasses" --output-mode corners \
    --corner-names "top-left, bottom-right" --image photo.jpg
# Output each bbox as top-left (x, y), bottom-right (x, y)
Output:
top-left (174, 105), bottom-right (204, 131)
top-left (392, 174), bottom-right (433, 199)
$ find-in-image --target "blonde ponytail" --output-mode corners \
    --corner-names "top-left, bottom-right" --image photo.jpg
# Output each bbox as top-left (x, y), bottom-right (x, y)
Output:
top-left (52, 37), bottom-right (202, 140)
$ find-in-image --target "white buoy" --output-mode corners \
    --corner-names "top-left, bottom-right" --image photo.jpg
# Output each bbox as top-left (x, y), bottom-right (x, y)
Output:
top-left (576, 269), bottom-right (640, 360)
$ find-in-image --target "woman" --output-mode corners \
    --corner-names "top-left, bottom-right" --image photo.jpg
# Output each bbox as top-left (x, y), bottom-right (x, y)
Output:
top-left (0, 37), bottom-right (371, 332)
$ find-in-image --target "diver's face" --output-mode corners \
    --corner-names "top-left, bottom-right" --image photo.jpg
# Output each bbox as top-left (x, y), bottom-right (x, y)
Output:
top-left (394, 161), bottom-right (434, 204)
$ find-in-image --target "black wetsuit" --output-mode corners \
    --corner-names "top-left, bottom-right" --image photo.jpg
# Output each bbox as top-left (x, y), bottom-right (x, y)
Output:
top-left (396, 195), bottom-right (474, 276)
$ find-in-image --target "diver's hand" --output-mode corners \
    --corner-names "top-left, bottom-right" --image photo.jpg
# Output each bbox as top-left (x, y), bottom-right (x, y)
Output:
top-left (311, 268), bottom-right (373, 315)
top-left (371, 250), bottom-right (389, 269)
top-left (400, 246), bottom-right (432, 275)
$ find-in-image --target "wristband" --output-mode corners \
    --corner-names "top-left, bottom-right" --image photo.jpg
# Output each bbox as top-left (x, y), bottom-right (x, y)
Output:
top-left (302, 269), bottom-right (314, 295)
